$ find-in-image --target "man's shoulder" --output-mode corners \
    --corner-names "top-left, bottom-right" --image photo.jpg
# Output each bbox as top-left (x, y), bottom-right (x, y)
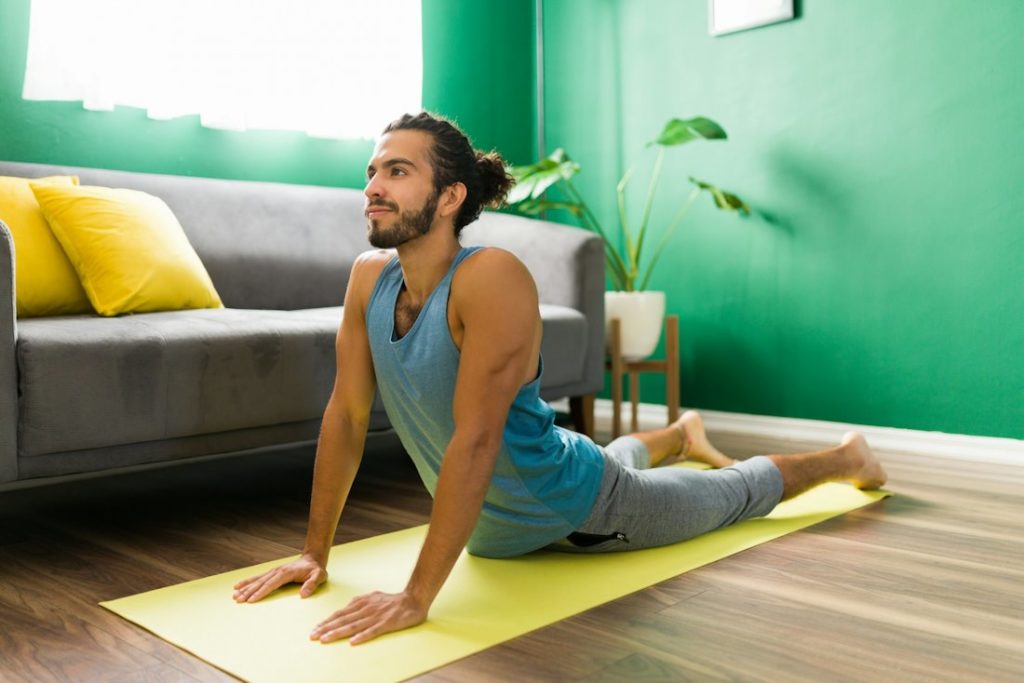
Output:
top-left (348, 249), bottom-right (395, 308)
top-left (461, 247), bottom-right (531, 283)
top-left (352, 248), bottom-right (395, 282)
top-left (455, 247), bottom-right (538, 307)
top-left (355, 248), bottom-right (396, 268)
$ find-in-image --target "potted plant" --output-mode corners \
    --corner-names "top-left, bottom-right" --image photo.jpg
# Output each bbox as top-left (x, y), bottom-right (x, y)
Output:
top-left (506, 116), bottom-right (750, 360)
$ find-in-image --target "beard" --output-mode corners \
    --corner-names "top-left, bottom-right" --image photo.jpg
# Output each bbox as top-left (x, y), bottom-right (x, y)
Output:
top-left (367, 190), bottom-right (440, 248)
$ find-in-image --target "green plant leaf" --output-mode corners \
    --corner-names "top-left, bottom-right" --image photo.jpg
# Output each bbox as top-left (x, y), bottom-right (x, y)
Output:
top-left (512, 199), bottom-right (583, 217)
top-left (506, 149), bottom-right (580, 204)
top-left (649, 117), bottom-right (727, 147)
top-left (689, 177), bottom-right (751, 214)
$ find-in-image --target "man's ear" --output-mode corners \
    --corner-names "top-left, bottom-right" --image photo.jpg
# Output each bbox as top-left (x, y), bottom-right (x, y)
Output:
top-left (438, 182), bottom-right (467, 219)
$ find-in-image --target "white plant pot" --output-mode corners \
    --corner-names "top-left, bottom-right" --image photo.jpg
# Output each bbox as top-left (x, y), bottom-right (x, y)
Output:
top-left (604, 291), bottom-right (666, 361)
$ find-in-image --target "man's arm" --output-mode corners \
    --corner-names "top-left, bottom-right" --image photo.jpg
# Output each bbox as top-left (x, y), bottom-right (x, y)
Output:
top-left (310, 249), bottom-right (540, 644)
top-left (233, 251), bottom-right (387, 603)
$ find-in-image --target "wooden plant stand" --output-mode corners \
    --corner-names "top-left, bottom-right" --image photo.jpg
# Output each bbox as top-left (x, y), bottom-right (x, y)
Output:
top-left (605, 315), bottom-right (680, 439)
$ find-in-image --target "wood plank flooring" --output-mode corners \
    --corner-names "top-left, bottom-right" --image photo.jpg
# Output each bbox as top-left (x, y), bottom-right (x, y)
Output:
top-left (0, 427), bottom-right (1021, 682)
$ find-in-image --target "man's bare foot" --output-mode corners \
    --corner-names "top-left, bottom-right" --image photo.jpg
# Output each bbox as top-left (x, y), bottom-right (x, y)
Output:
top-left (842, 431), bottom-right (887, 489)
top-left (674, 411), bottom-right (736, 468)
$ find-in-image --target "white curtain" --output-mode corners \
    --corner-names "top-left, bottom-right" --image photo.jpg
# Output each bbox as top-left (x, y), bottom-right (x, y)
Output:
top-left (22, 0), bottom-right (422, 139)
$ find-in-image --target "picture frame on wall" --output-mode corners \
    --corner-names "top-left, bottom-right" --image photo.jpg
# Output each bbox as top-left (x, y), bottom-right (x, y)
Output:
top-left (709, 0), bottom-right (795, 36)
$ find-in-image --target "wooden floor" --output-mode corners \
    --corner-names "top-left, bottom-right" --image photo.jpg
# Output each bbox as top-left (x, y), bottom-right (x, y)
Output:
top-left (1, 426), bottom-right (1022, 682)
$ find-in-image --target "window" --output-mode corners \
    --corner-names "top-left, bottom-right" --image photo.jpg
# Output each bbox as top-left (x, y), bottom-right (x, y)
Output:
top-left (22, 0), bottom-right (422, 139)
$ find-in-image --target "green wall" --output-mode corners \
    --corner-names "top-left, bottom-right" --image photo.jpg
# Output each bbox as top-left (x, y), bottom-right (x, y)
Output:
top-left (544, 0), bottom-right (1024, 439)
top-left (4, 0), bottom-right (1021, 439)
top-left (0, 0), bottom-right (537, 186)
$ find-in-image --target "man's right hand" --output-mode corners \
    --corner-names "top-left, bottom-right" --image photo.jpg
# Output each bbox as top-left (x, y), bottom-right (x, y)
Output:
top-left (232, 554), bottom-right (328, 603)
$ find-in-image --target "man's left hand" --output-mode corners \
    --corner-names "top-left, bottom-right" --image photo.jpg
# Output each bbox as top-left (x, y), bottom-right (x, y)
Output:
top-left (310, 590), bottom-right (427, 645)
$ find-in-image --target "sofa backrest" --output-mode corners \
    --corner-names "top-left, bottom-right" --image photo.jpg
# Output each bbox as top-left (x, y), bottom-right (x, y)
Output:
top-left (2, 160), bottom-right (603, 317)
top-left (1, 160), bottom-right (369, 310)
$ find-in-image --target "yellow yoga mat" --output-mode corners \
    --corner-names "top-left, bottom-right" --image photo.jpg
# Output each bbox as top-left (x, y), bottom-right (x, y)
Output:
top-left (101, 469), bottom-right (889, 683)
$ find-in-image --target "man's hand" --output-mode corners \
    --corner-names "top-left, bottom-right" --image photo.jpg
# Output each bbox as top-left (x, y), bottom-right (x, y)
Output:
top-left (310, 590), bottom-right (427, 645)
top-left (232, 554), bottom-right (327, 603)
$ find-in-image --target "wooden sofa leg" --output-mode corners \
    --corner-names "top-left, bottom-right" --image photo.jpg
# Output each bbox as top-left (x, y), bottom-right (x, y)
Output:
top-left (569, 394), bottom-right (595, 439)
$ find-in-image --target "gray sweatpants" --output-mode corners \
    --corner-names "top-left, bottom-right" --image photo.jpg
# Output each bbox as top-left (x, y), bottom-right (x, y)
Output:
top-left (546, 436), bottom-right (785, 553)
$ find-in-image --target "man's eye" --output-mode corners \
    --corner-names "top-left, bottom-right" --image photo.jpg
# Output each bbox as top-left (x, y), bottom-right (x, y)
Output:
top-left (392, 167), bottom-right (406, 176)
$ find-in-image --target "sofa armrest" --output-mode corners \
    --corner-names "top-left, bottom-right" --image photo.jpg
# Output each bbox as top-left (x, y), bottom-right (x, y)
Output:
top-left (0, 220), bottom-right (18, 482)
top-left (461, 212), bottom-right (606, 396)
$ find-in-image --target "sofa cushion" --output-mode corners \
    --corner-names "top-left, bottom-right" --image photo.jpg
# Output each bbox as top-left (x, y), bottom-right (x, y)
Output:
top-left (16, 304), bottom-right (588, 457)
top-left (17, 308), bottom-right (342, 457)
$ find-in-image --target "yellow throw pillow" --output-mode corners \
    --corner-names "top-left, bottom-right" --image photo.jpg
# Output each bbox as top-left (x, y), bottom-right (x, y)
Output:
top-left (0, 174), bottom-right (93, 317)
top-left (30, 183), bottom-right (223, 317)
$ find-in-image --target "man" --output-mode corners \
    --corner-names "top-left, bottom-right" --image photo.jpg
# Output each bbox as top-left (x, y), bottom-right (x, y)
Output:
top-left (232, 112), bottom-right (887, 645)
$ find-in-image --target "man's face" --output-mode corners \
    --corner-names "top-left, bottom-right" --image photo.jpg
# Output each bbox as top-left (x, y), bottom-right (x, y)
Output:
top-left (364, 130), bottom-right (440, 249)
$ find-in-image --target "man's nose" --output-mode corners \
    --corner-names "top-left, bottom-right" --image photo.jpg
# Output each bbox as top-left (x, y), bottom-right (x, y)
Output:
top-left (364, 174), bottom-right (383, 199)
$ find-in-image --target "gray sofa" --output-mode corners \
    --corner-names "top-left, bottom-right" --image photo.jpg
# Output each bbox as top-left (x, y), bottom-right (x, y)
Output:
top-left (0, 160), bottom-right (605, 485)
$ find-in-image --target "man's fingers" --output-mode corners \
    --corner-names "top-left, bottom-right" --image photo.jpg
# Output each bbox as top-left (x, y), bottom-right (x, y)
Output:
top-left (310, 591), bottom-right (424, 645)
top-left (233, 577), bottom-right (268, 602)
top-left (232, 575), bottom-right (262, 590)
top-left (316, 596), bottom-right (372, 625)
top-left (318, 617), bottom-right (374, 643)
top-left (232, 575), bottom-right (269, 601)
top-left (311, 605), bottom-right (375, 641)
top-left (350, 626), bottom-right (383, 645)
top-left (233, 572), bottom-right (275, 596)
top-left (314, 603), bottom-right (370, 631)
top-left (231, 560), bottom-right (327, 602)
top-left (245, 573), bottom-right (289, 603)
top-left (236, 568), bottom-right (297, 603)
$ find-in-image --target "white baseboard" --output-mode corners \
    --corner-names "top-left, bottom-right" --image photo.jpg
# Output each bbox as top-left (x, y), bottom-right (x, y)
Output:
top-left (550, 399), bottom-right (1024, 466)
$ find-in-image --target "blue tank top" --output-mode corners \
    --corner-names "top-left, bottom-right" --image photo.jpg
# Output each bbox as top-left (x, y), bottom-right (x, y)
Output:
top-left (365, 246), bottom-right (605, 558)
